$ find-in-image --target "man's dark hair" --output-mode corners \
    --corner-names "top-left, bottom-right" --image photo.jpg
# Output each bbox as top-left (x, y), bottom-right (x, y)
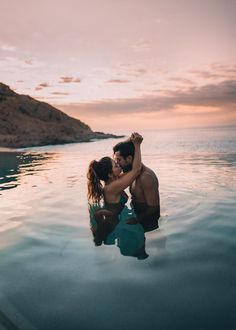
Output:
top-left (113, 140), bottom-right (135, 158)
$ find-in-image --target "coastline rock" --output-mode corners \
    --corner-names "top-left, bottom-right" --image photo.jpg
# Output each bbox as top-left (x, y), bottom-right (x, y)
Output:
top-left (0, 83), bottom-right (123, 148)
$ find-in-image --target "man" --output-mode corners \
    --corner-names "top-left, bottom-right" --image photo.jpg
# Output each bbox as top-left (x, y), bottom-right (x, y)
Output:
top-left (113, 137), bottom-right (160, 232)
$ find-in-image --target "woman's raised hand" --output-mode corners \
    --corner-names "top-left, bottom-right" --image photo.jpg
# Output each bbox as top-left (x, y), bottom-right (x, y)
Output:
top-left (130, 132), bottom-right (143, 145)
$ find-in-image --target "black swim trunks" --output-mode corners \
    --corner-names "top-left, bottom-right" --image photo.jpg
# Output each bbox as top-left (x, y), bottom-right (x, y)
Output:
top-left (132, 202), bottom-right (160, 232)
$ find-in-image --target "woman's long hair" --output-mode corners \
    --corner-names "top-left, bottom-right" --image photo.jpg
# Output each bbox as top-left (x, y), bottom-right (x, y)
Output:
top-left (87, 157), bottom-right (112, 203)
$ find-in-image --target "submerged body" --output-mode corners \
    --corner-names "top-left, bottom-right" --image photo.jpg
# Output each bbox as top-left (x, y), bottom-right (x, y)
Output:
top-left (89, 193), bottom-right (147, 258)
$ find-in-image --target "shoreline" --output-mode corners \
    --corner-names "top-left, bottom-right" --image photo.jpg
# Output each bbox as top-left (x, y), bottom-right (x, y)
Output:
top-left (0, 133), bottom-right (125, 150)
top-left (0, 134), bottom-right (125, 151)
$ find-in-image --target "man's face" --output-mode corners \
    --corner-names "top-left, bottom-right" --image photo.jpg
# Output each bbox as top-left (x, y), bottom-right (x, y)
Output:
top-left (114, 151), bottom-right (132, 173)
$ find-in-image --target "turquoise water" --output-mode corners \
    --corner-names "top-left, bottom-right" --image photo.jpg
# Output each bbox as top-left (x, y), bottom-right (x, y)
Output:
top-left (0, 127), bottom-right (236, 330)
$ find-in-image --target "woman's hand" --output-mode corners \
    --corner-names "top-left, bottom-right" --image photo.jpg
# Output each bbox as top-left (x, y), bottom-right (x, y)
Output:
top-left (130, 132), bottom-right (143, 145)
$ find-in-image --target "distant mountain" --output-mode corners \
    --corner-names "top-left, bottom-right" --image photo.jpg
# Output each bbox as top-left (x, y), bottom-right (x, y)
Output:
top-left (0, 83), bottom-right (122, 148)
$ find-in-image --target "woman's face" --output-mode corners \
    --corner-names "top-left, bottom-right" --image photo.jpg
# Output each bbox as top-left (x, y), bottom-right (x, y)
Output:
top-left (111, 159), bottom-right (121, 177)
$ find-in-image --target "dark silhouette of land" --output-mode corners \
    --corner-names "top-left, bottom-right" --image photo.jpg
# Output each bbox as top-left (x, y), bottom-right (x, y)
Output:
top-left (0, 83), bottom-right (122, 148)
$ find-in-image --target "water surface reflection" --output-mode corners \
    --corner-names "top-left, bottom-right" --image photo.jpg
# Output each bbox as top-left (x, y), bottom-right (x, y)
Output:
top-left (0, 152), bottom-right (56, 191)
top-left (0, 128), bottom-right (236, 330)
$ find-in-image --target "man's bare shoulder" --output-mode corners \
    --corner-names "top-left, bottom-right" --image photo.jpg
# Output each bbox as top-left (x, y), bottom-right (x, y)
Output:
top-left (139, 166), bottom-right (159, 188)
top-left (140, 166), bottom-right (158, 180)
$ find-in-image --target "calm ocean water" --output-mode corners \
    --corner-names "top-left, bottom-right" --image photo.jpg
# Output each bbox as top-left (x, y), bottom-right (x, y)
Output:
top-left (0, 127), bottom-right (236, 330)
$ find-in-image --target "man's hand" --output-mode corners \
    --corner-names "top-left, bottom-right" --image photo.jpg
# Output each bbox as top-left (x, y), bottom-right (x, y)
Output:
top-left (94, 209), bottom-right (113, 223)
top-left (130, 132), bottom-right (143, 145)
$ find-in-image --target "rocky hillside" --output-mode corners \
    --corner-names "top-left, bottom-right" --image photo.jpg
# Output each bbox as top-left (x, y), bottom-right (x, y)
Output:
top-left (0, 83), bottom-right (121, 148)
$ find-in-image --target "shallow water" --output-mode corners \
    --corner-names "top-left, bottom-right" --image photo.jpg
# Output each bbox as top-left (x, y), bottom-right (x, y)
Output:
top-left (0, 127), bottom-right (236, 330)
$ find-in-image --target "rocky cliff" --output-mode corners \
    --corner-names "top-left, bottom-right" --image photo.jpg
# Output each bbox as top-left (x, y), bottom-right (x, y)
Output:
top-left (0, 83), bottom-right (121, 148)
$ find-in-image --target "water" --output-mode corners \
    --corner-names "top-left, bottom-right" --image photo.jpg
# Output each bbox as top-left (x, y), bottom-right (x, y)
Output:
top-left (0, 127), bottom-right (236, 330)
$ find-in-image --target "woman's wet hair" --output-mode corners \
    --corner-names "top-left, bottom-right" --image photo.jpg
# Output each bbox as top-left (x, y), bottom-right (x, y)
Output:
top-left (87, 157), bottom-right (113, 203)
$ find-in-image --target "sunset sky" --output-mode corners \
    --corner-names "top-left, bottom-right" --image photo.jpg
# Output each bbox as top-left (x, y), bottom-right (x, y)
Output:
top-left (1, 0), bottom-right (236, 130)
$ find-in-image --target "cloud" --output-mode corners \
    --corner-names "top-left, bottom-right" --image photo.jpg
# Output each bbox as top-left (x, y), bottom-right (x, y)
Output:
top-left (51, 92), bottom-right (69, 95)
top-left (106, 79), bottom-right (130, 83)
top-left (123, 66), bottom-right (148, 77)
top-left (210, 63), bottom-right (236, 73)
top-left (33, 96), bottom-right (63, 100)
top-left (133, 68), bottom-right (148, 76)
top-left (0, 44), bottom-right (16, 52)
top-left (0, 56), bottom-right (44, 72)
top-left (35, 82), bottom-right (51, 91)
top-left (189, 70), bottom-right (223, 80)
top-left (59, 80), bottom-right (236, 117)
top-left (121, 67), bottom-right (148, 78)
top-left (59, 76), bottom-right (81, 83)
top-left (39, 82), bottom-right (50, 87)
top-left (131, 38), bottom-right (150, 52)
top-left (171, 80), bottom-right (236, 107)
top-left (189, 64), bottom-right (236, 80)
top-left (169, 77), bottom-right (195, 85)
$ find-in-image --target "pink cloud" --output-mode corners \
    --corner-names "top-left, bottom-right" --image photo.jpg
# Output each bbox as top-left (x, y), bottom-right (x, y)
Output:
top-left (106, 79), bottom-right (130, 83)
top-left (59, 77), bottom-right (81, 83)
top-left (35, 82), bottom-right (51, 90)
top-left (58, 79), bottom-right (236, 117)
top-left (51, 92), bottom-right (69, 95)
top-left (39, 82), bottom-right (51, 87)
top-left (169, 77), bottom-right (195, 85)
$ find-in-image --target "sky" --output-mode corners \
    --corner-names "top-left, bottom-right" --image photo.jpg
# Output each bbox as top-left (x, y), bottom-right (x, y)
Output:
top-left (1, 0), bottom-right (236, 131)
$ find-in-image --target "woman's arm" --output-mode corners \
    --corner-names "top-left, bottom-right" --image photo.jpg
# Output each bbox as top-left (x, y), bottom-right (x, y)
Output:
top-left (106, 133), bottom-right (143, 195)
top-left (131, 132), bottom-right (142, 172)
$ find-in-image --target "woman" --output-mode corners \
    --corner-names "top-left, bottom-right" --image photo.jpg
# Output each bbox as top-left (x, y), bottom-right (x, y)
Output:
top-left (87, 132), bottom-right (143, 245)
